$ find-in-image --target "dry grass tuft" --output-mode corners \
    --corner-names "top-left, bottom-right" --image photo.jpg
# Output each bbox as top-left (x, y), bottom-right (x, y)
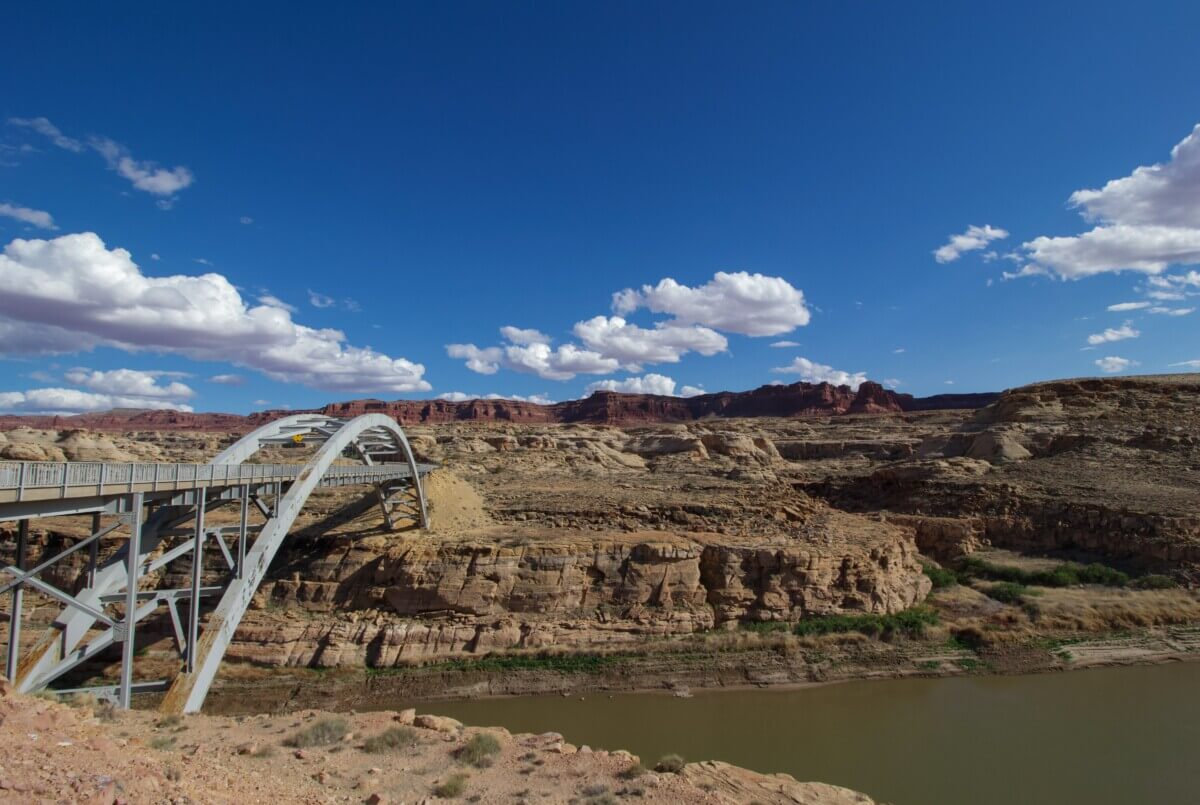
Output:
top-left (1033, 588), bottom-right (1200, 631)
top-left (284, 717), bottom-right (349, 748)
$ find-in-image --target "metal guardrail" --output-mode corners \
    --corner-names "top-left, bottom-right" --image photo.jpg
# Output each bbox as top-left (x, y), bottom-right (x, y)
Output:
top-left (0, 460), bottom-right (426, 499)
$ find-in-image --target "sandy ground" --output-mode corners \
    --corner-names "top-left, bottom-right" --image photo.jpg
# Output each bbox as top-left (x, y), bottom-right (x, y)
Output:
top-left (0, 678), bottom-right (874, 805)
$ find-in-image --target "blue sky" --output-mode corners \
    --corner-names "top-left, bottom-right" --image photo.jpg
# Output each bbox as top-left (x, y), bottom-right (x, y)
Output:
top-left (1, 2), bottom-right (1199, 415)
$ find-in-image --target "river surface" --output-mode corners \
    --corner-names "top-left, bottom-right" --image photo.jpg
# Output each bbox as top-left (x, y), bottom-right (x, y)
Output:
top-left (412, 661), bottom-right (1200, 805)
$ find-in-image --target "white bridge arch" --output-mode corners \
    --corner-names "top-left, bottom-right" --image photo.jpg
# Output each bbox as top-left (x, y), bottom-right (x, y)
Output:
top-left (4, 414), bottom-right (430, 713)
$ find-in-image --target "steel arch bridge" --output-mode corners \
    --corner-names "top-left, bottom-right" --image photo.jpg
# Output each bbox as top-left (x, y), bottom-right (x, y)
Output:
top-left (0, 413), bottom-right (432, 713)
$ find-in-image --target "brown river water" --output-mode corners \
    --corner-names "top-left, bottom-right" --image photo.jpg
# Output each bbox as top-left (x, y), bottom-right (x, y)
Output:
top-left (410, 661), bottom-right (1200, 805)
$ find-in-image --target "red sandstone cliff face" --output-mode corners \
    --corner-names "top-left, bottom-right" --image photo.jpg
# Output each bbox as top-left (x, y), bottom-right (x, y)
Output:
top-left (0, 382), bottom-right (999, 432)
top-left (319, 381), bottom-right (997, 425)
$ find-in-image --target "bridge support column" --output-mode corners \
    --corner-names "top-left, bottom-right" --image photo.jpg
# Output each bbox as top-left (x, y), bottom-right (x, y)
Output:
top-left (86, 513), bottom-right (100, 589)
top-left (5, 519), bottom-right (28, 681)
top-left (236, 488), bottom-right (248, 579)
top-left (186, 489), bottom-right (206, 673)
top-left (118, 494), bottom-right (143, 709)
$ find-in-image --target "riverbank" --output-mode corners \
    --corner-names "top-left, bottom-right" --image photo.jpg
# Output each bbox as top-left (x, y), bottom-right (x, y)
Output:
top-left (200, 620), bottom-right (1200, 715)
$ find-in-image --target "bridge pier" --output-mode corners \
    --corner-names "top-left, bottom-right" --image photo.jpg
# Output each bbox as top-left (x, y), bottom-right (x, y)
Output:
top-left (4, 519), bottom-right (28, 681)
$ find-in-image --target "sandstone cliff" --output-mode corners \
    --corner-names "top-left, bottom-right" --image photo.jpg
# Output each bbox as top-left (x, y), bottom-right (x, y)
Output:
top-left (0, 380), bottom-right (998, 432)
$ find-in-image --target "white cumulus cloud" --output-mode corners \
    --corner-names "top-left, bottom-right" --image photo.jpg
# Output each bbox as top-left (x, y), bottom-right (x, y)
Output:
top-left (573, 316), bottom-right (726, 368)
top-left (612, 271), bottom-right (810, 336)
top-left (769, 340), bottom-right (800, 348)
top-left (447, 331), bottom-right (618, 381)
top-left (584, 373), bottom-right (679, 396)
top-left (63, 367), bottom-right (194, 400)
top-left (1094, 356), bottom-right (1137, 374)
top-left (484, 392), bottom-right (555, 405)
top-left (1107, 301), bottom-right (1151, 312)
top-left (934, 225), bottom-right (1009, 263)
top-left (0, 232), bottom-right (431, 393)
top-left (771, 356), bottom-right (868, 389)
top-left (1022, 124), bottom-right (1200, 278)
top-left (498, 326), bottom-right (551, 346)
top-left (209, 373), bottom-right (244, 385)
top-left (0, 388), bottom-right (193, 415)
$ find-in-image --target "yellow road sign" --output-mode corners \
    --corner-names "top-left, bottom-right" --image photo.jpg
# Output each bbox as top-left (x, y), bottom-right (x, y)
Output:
top-left (292, 434), bottom-right (304, 444)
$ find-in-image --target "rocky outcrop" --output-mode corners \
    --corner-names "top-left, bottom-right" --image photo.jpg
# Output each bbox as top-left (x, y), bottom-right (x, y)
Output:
top-left (234, 518), bottom-right (930, 668)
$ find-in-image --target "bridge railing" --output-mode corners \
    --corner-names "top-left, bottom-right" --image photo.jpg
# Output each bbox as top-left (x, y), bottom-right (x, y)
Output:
top-left (0, 460), bottom-right (418, 493)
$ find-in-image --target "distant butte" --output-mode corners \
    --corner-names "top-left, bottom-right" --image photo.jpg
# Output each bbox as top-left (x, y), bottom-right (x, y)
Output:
top-left (0, 381), bottom-right (1000, 432)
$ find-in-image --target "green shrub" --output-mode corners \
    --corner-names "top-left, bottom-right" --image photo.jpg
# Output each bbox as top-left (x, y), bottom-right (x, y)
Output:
top-left (433, 772), bottom-right (469, 798)
top-left (149, 735), bottom-right (176, 750)
top-left (959, 557), bottom-right (1129, 588)
top-left (921, 562), bottom-right (959, 590)
top-left (1073, 563), bottom-right (1129, 586)
top-left (985, 581), bottom-right (1028, 605)
top-left (1132, 574), bottom-right (1176, 590)
top-left (457, 733), bottom-right (502, 768)
top-left (362, 726), bottom-right (420, 753)
top-left (655, 754), bottom-right (686, 774)
top-left (738, 620), bottom-right (791, 635)
top-left (410, 653), bottom-right (627, 676)
top-left (792, 606), bottom-right (937, 639)
top-left (284, 717), bottom-right (349, 748)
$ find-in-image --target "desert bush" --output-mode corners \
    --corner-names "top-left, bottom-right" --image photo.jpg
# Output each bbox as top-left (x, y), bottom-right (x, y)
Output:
top-left (433, 772), bottom-right (469, 798)
top-left (284, 717), bottom-right (349, 748)
top-left (457, 733), bottom-right (502, 768)
top-left (362, 726), bottom-right (420, 753)
top-left (793, 606), bottom-right (937, 639)
top-left (1131, 574), bottom-right (1175, 590)
top-left (654, 754), bottom-right (686, 774)
top-left (985, 581), bottom-right (1029, 605)
top-left (618, 761), bottom-right (648, 779)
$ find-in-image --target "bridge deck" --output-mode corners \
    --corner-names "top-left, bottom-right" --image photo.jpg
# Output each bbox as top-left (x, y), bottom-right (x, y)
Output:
top-left (0, 459), bottom-right (434, 511)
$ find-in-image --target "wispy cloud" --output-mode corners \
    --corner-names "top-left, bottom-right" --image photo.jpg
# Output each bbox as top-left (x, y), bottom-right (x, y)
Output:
top-left (7, 116), bottom-right (82, 152)
top-left (0, 202), bottom-right (56, 230)
top-left (89, 136), bottom-right (194, 197)
top-left (1086, 322), bottom-right (1139, 345)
